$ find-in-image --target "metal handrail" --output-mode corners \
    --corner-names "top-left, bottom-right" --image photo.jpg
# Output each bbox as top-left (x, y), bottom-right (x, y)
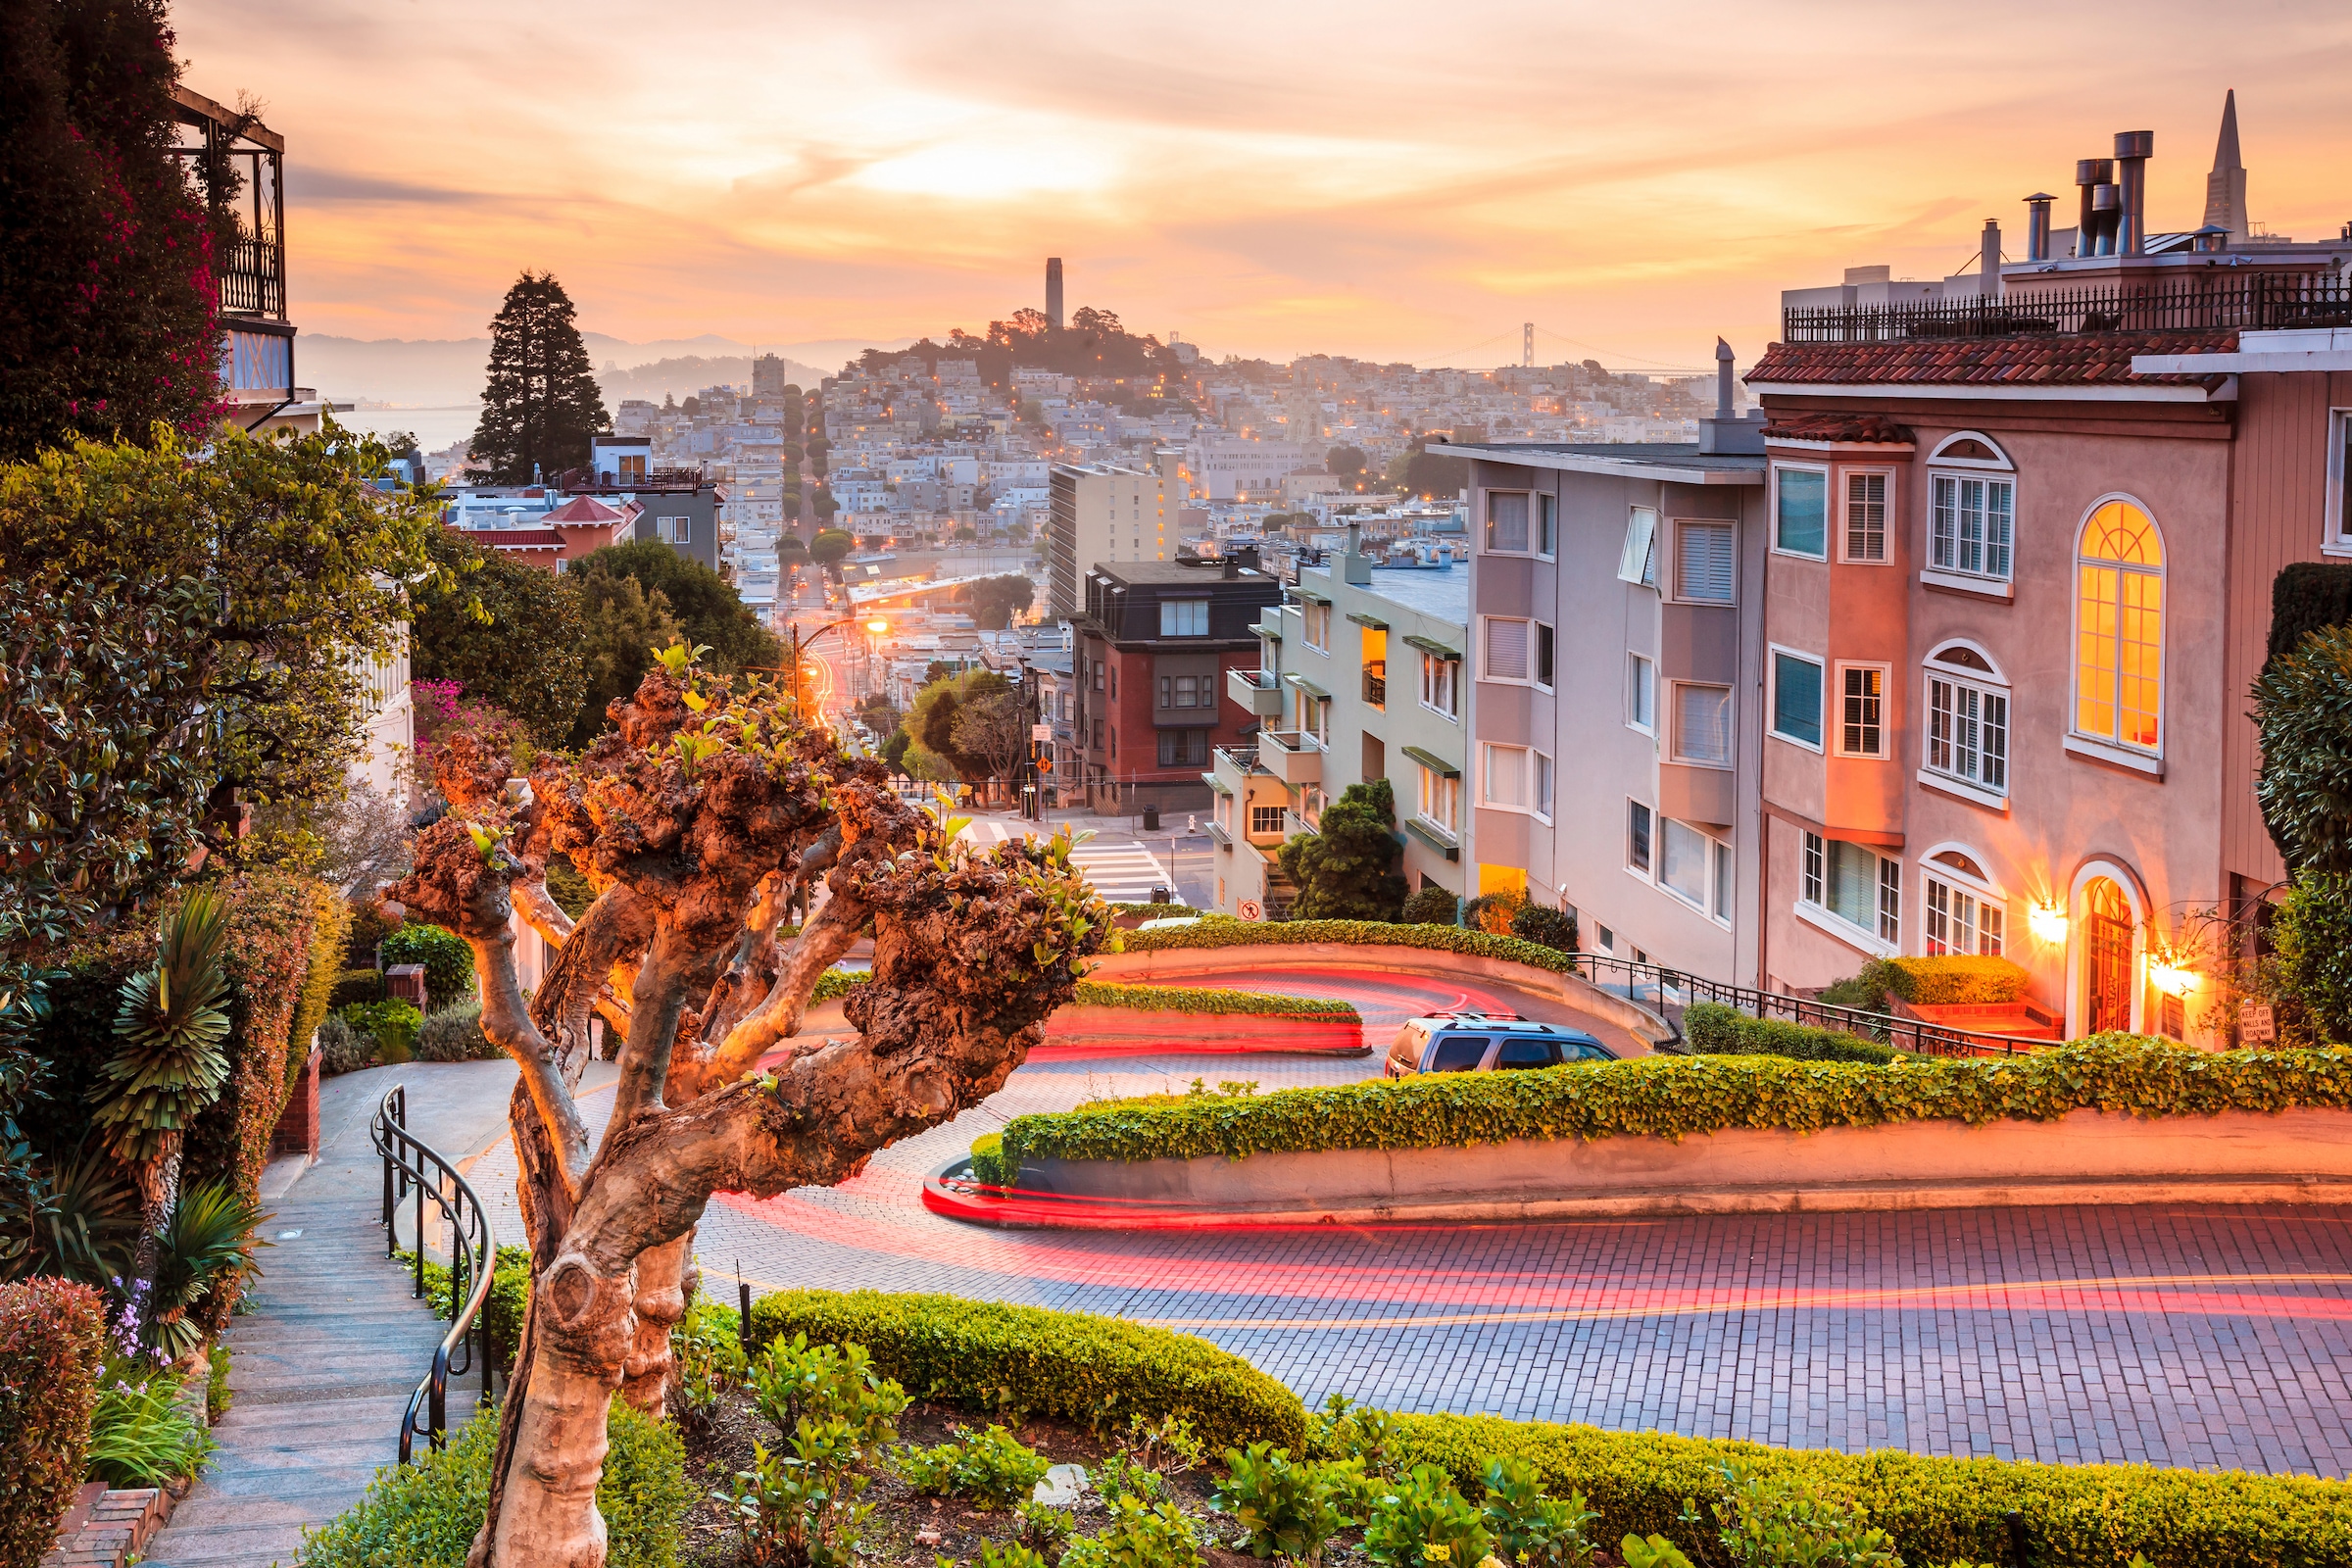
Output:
top-left (372, 1084), bottom-right (498, 1462)
top-left (1555, 951), bottom-right (2051, 1058)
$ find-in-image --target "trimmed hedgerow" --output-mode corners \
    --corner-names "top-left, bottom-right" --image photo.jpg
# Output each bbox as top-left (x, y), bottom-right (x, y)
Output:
top-left (1388, 1412), bottom-right (2352, 1568)
top-left (296, 1396), bottom-right (690, 1568)
top-left (1822, 956), bottom-right (2030, 1013)
top-left (1681, 1003), bottom-right (1893, 1065)
top-left (998, 1037), bottom-right (2352, 1168)
top-left (0, 1279), bottom-right (106, 1568)
top-left (746, 1289), bottom-right (1304, 1455)
top-left (808, 969), bottom-right (1356, 1019)
top-left (969, 1132), bottom-right (1009, 1188)
top-left (1120, 917), bottom-right (1583, 976)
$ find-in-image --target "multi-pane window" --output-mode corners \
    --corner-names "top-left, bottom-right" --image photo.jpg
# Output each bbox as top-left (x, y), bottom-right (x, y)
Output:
top-left (1845, 472), bottom-right (1887, 562)
top-left (1925, 874), bottom-right (2005, 956)
top-left (2330, 409), bottom-right (2351, 547)
top-left (1416, 765), bottom-right (1460, 832)
top-left (1627, 801), bottom-right (1653, 873)
top-left (1774, 466), bottom-right (1828, 557)
top-left (1926, 670), bottom-right (2009, 793)
top-left (1838, 665), bottom-right (1886, 757)
top-left (1159, 599), bottom-right (1209, 636)
top-left (1483, 617), bottom-right (1531, 682)
top-left (1159, 674), bottom-right (1207, 710)
top-left (1537, 493), bottom-right (1557, 557)
top-left (2075, 500), bottom-right (2165, 752)
top-left (1250, 804), bottom-right (1285, 835)
top-left (1771, 650), bottom-right (1824, 748)
top-left (1673, 683), bottom-right (1732, 766)
top-left (1931, 474), bottom-right (2016, 580)
top-left (1628, 654), bottom-right (1655, 732)
top-left (1675, 521), bottom-right (1735, 602)
top-left (1486, 491), bottom-right (1531, 553)
top-left (1155, 730), bottom-right (1209, 766)
top-left (1302, 601), bottom-right (1332, 650)
top-left (1419, 651), bottom-right (1460, 717)
top-left (1800, 832), bottom-right (1900, 946)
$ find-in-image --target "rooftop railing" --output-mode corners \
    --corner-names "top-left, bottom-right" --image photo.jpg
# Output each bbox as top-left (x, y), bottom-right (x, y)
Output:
top-left (1782, 271), bottom-right (2352, 344)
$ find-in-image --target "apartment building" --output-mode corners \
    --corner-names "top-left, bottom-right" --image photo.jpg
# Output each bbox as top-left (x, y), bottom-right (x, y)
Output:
top-left (1211, 534), bottom-right (1469, 919)
top-left (1048, 455), bottom-right (1183, 617)
top-left (1740, 108), bottom-right (2350, 1044)
top-left (1071, 560), bottom-right (1284, 814)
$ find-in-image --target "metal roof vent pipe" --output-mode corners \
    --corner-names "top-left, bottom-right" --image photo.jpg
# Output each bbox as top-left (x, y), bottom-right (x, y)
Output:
top-left (1980, 219), bottom-right (2004, 301)
top-left (1697, 338), bottom-right (1766, 456)
top-left (2191, 223), bottom-right (2230, 255)
top-left (2115, 130), bottom-right (2154, 256)
top-left (2075, 159), bottom-right (2114, 256)
top-left (1714, 336), bottom-right (1736, 420)
top-left (2090, 182), bottom-right (2123, 256)
top-left (2025, 194), bottom-right (2055, 263)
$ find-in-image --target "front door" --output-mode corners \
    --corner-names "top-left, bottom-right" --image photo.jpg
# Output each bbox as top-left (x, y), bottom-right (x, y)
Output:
top-left (2083, 878), bottom-right (2133, 1035)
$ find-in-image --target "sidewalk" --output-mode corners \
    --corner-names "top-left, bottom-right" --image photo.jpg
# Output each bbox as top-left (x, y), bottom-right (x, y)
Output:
top-left (140, 1060), bottom-right (523, 1567)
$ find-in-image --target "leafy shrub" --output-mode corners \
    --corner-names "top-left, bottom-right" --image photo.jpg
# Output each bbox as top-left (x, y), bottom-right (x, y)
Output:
top-left (1212, 1443), bottom-right (1368, 1565)
top-left (408, 1245), bottom-right (531, 1368)
top-left (85, 1357), bottom-right (214, 1487)
top-left (2255, 619), bottom-right (2352, 873)
top-left (380, 922), bottom-right (476, 1010)
top-left (671, 1297), bottom-right (748, 1438)
top-left (1682, 1458), bottom-right (1896, 1567)
top-left (1362, 1463), bottom-right (1492, 1568)
top-left (998, 1038), bottom-right (2352, 1169)
top-left (147, 1179), bottom-right (270, 1360)
top-left (1092, 1449), bottom-right (1173, 1506)
top-left (415, 1004), bottom-right (500, 1062)
top-left (810, 968), bottom-right (868, 1004)
top-left (1462, 888), bottom-right (1527, 937)
top-left (288, 888), bottom-right (354, 1094)
top-left (895, 1424), bottom-right (1051, 1509)
top-left (970, 1133), bottom-right (1010, 1188)
top-left (1060, 1495), bottom-right (1203, 1568)
top-left (1680, 1004), bottom-right (1894, 1065)
top-left (717, 1422), bottom-right (876, 1568)
top-left (340, 999), bottom-right (421, 1062)
top-left (316, 1014), bottom-right (372, 1077)
top-left (2270, 869), bottom-right (2352, 1045)
top-left (1511, 906), bottom-right (1578, 955)
top-left (747, 1290), bottom-right (1306, 1455)
top-left (1481, 1456), bottom-right (1597, 1568)
top-left (1399, 887), bottom-right (1461, 926)
top-left (207, 1344), bottom-right (232, 1423)
top-left (750, 1334), bottom-right (906, 1454)
top-left (0, 1278), bottom-right (105, 1568)
top-left (1306, 1394), bottom-right (1403, 1476)
top-left (298, 1396), bottom-right (691, 1568)
top-left (1823, 957), bottom-right (2029, 1013)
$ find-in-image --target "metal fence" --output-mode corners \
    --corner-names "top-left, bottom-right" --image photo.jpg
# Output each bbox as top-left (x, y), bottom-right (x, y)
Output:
top-left (1783, 271), bottom-right (2352, 344)
top-left (374, 1085), bottom-right (497, 1461)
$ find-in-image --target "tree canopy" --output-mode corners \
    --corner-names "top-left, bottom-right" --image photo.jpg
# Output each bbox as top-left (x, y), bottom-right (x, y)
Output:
top-left (903, 669), bottom-right (1014, 784)
top-left (809, 528), bottom-right (855, 566)
top-left (565, 539), bottom-right (780, 682)
top-left (1385, 436), bottom-right (1469, 501)
top-left (962, 574), bottom-right (1036, 631)
top-left (1326, 445), bottom-right (1367, 478)
top-left (411, 527), bottom-right (590, 745)
top-left (0, 0), bottom-right (231, 461)
top-left (566, 565), bottom-right (681, 749)
top-left (468, 271), bottom-right (610, 483)
top-left (1278, 778), bottom-right (1407, 920)
top-left (2254, 622), bottom-right (2352, 874)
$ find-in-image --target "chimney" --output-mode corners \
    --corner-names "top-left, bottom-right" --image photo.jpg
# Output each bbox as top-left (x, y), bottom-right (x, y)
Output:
top-left (1980, 220), bottom-right (2003, 300)
top-left (2024, 194), bottom-right (2055, 263)
top-left (2090, 181), bottom-right (2122, 256)
top-left (1713, 336), bottom-right (1736, 420)
top-left (1344, 522), bottom-right (1371, 586)
top-left (2075, 158), bottom-right (2114, 256)
top-left (2115, 130), bottom-right (2153, 256)
top-left (1696, 337), bottom-right (1765, 456)
top-left (1221, 554), bottom-right (1239, 580)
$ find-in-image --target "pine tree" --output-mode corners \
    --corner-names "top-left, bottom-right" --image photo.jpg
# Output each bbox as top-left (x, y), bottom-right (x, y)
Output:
top-left (466, 271), bottom-right (609, 483)
top-left (1279, 778), bottom-right (1409, 920)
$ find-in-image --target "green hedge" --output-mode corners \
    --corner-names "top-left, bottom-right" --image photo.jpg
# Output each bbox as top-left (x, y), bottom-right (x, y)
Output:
top-left (409, 1247), bottom-right (532, 1370)
top-left (1388, 1412), bottom-right (2352, 1568)
top-left (2268, 560), bottom-right (2352, 662)
top-left (0, 1280), bottom-right (106, 1568)
top-left (1881, 956), bottom-right (2029, 1005)
top-left (1681, 1003), bottom-right (1893, 1064)
top-left (1120, 917), bottom-right (1581, 975)
top-left (808, 969), bottom-right (1356, 1019)
top-left (999, 1037), bottom-right (2352, 1167)
top-left (297, 1397), bottom-right (690, 1567)
top-left (745, 1289), bottom-right (1304, 1455)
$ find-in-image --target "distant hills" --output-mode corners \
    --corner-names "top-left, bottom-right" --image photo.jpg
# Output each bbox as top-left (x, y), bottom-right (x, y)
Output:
top-left (302, 332), bottom-right (907, 409)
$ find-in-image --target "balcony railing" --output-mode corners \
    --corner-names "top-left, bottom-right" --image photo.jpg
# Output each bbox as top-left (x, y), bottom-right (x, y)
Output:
top-left (1363, 672), bottom-right (1387, 705)
top-left (1782, 271), bottom-right (2352, 344)
top-left (219, 231), bottom-right (287, 320)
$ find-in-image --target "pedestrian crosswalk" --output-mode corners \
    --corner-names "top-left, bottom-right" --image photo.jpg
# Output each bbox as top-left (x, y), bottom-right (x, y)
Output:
top-left (957, 819), bottom-right (1183, 906)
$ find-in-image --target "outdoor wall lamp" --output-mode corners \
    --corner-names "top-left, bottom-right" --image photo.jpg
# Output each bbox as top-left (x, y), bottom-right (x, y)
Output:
top-left (2029, 902), bottom-right (2069, 944)
top-left (2148, 957), bottom-right (2201, 997)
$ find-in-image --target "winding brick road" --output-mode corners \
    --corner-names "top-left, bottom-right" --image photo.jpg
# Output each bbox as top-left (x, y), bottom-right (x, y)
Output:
top-left (468, 962), bottom-right (2352, 1477)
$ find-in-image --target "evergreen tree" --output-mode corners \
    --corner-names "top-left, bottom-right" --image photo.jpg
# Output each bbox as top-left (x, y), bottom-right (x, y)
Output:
top-left (0, 0), bottom-right (231, 460)
top-left (411, 527), bottom-right (590, 744)
top-left (466, 271), bottom-right (609, 482)
top-left (1278, 779), bottom-right (1408, 920)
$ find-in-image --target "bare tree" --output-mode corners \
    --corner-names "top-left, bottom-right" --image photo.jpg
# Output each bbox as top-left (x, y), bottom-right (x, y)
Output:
top-left (385, 654), bottom-right (1109, 1567)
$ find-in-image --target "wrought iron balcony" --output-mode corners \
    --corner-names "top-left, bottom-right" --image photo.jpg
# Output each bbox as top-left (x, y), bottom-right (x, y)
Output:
top-left (1782, 271), bottom-right (2352, 344)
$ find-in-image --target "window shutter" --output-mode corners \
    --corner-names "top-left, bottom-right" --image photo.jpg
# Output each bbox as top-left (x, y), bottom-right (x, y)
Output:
top-left (1485, 618), bottom-right (1530, 681)
top-left (1676, 522), bottom-right (1734, 602)
top-left (1675, 685), bottom-right (1731, 764)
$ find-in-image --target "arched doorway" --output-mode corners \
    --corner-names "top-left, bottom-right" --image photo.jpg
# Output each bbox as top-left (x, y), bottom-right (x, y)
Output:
top-left (2082, 877), bottom-right (2134, 1035)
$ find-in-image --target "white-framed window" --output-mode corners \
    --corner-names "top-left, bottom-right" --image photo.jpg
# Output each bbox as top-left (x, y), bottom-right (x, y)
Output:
top-left (1843, 470), bottom-right (1889, 563)
top-left (1534, 751), bottom-right (1554, 822)
top-left (1922, 848), bottom-right (2007, 956)
top-left (1657, 819), bottom-right (1734, 926)
top-left (1627, 654), bottom-right (1655, 734)
top-left (1923, 643), bottom-right (2009, 798)
top-left (2328, 409), bottom-right (2352, 552)
top-left (657, 514), bottom-right (693, 544)
top-left (1836, 663), bottom-right (1887, 758)
top-left (1485, 490), bottom-right (1532, 553)
top-left (1416, 764), bottom-right (1460, 832)
top-left (1482, 743), bottom-right (1532, 810)
top-left (1627, 800), bottom-right (1653, 874)
top-left (1671, 682), bottom-right (1733, 767)
top-left (1419, 650), bottom-right (1460, 718)
top-left (1712, 838), bottom-right (1735, 926)
top-left (1537, 493), bottom-right (1557, 558)
top-left (1617, 507), bottom-right (1659, 586)
top-left (1930, 473), bottom-right (2015, 580)
top-left (1772, 464), bottom-right (1829, 559)
top-left (1673, 519), bottom-right (1735, 603)
top-left (1159, 674), bottom-right (1210, 710)
top-left (2074, 497), bottom-right (2165, 756)
top-left (1800, 831), bottom-right (1901, 948)
top-left (1534, 622), bottom-right (1554, 690)
top-left (1159, 599), bottom-right (1209, 636)
top-left (1249, 803), bottom-right (1285, 835)
top-left (1302, 601), bottom-right (1332, 651)
top-left (1769, 646), bottom-right (1825, 751)
top-left (1482, 616), bottom-right (1531, 683)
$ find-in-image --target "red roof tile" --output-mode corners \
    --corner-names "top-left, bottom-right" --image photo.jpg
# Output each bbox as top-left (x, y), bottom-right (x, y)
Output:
top-left (1749, 329), bottom-right (2236, 390)
top-left (1764, 414), bottom-right (1915, 445)
top-left (466, 527), bottom-right (566, 549)
top-left (544, 495), bottom-right (626, 524)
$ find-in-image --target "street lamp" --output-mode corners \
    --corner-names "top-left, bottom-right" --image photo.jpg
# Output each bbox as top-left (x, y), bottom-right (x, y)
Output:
top-left (767, 613), bottom-right (888, 717)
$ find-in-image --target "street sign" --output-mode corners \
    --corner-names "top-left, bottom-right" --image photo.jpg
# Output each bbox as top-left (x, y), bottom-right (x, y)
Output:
top-left (1031, 723), bottom-right (1052, 742)
top-left (2238, 1002), bottom-right (2276, 1044)
top-left (1239, 899), bottom-right (1263, 922)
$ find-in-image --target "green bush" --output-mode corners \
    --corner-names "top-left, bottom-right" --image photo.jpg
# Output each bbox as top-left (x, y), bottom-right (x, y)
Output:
top-left (1511, 905), bottom-right (1579, 955)
top-left (895, 1424), bottom-right (1052, 1509)
top-left (1479, 1454), bottom-right (1599, 1568)
top-left (746, 1290), bottom-right (1305, 1455)
top-left (1398, 887), bottom-right (1461, 926)
top-left (998, 1038), bottom-right (2352, 1168)
top-left (415, 1004), bottom-right (501, 1062)
top-left (340, 999), bottom-right (422, 1062)
top-left (85, 1357), bottom-right (213, 1487)
top-left (381, 922), bottom-right (476, 1011)
top-left (327, 966), bottom-right (382, 1013)
top-left (1681, 1004), bottom-right (1894, 1065)
top-left (1881, 956), bottom-right (2029, 1006)
top-left (0, 1279), bottom-right (105, 1568)
top-left (1362, 1463), bottom-right (1492, 1568)
top-left (1212, 1443), bottom-right (1367, 1563)
top-left (811, 967), bottom-right (869, 1003)
top-left (1072, 982), bottom-right (1356, 1018)
top-left (298, 1397), bottom-right (691, 1567)
top-left (408, 1246), bottom-right (532, 1369)
top-left (2271, 869), bottom-right (2352, 1045)
top-left (1122, 917), bottom-right (1586, 975)
top-left (1061, 1495), bottom-right (1202, 1568)
top-left (316, 1015), bottom-right (372, 1077)
top-left (970, 1132), bottom-right (1009, 1188)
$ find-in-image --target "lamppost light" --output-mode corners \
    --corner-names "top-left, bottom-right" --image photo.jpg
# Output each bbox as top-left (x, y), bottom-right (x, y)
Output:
top-left (2028, 902), bottom-right (2069, 945)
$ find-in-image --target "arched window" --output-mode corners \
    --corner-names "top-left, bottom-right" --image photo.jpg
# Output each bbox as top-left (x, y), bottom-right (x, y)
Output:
top-left (1927, 433), bottom-right (2015, 584)
top-left (2075, 499), bottom-right (2164, 753)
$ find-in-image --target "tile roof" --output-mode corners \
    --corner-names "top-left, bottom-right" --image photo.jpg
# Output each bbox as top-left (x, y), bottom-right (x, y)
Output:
top-left (1749, 329), bottom-right (2237, 390)
top-left (543, 494), bottom-right (627, 524)
top-left (465, 527), bottom-right (565, 550)
top-left (1763, 414), bottom-right (1916, 445)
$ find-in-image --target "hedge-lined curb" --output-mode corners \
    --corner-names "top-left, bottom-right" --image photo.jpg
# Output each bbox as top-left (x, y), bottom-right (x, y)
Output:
top-left (1388, 1412), bottom-right (2352, 1568)
top-left (1119, 917), bottom-right (1581, 975)
top-left (0, 1279), bottom-right (106, 1568)
top-left (1682, 1002), bottom-right (1893, 1064)
top-left (808, 968), bottom-right (1357, 1019)
top-left (745, 1289), bottom-right (1305, 1455)
top-left (998, 1038), bottom-right (2352, 1167)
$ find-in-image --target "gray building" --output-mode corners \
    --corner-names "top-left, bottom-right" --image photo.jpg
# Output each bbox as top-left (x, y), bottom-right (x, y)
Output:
top-left (572, 476), bottom-right (725, 576)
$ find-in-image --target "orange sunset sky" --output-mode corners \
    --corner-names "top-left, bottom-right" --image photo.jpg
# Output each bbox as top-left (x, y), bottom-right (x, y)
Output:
top-left (175, 0), bottom-right (2352, 368)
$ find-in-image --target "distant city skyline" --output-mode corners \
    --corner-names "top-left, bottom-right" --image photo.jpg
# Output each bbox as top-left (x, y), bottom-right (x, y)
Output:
top-left (179, 0), bottom-right (2352, 368)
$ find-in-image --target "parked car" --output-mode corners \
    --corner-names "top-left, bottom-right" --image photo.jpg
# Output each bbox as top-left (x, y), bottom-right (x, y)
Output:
top-left (1384, 1010), bottom-right (1616, 1077)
